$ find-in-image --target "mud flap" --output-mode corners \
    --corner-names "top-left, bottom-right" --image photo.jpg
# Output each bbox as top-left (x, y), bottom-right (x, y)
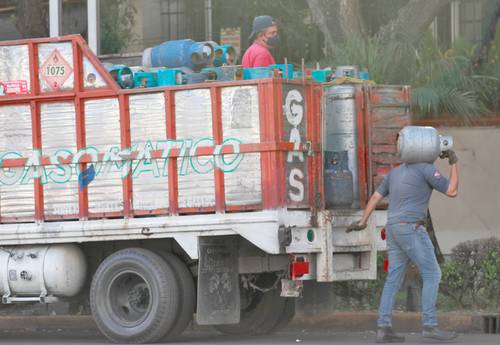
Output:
top-left (196, 236), bottom-right (240, 325)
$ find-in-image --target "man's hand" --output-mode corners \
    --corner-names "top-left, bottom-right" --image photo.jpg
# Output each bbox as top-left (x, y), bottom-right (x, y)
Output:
top-left (439, 150), bottom-right (458, 165)
top-left (346, 221), bottom-right (367, 233)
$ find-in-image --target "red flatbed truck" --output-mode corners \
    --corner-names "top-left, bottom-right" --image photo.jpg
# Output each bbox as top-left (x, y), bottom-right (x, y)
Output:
top-left (0, 35), bottom-right (410, 343)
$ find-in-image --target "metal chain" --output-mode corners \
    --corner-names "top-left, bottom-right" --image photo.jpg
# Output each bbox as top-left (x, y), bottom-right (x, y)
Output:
top-left (242, 273), bottom-right (284, 293)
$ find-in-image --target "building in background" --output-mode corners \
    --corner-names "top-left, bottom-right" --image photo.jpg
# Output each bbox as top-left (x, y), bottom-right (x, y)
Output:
top-left (131, 0), bottom-right (209, 50)
top-left (0, 0), bottom-right (87, 40)
top-left (432, 0), bottom-right (494, 49)
top-left (0, 0), bottom-right (495, 58)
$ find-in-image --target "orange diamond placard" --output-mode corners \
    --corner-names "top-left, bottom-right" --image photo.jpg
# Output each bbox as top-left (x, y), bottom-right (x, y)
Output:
top-left (40, 48), bottom-right (73, 91)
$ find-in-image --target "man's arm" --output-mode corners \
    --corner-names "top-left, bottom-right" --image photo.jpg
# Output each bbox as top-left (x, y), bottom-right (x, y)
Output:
top-left (439, 150), bottom-right (459, 198)
top-left (346, 172), bottom-right (389, 232)
top-left (346, 191), bottom-right (384, 232)
top-left (360, 191), bottom-right (384, 225)
top-left (446, 163), bottom-right (458, 198)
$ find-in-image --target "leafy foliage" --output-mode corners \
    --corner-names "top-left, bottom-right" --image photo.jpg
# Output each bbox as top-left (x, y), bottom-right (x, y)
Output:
top-left (475, 21), bottom-right (500, 111)
top-left (440, 238), bottom-right (500, 310)
top-left (100, 0), bottom-right (137, 54)
top-left (411, 36), bottom-right (496, 122)
top-left (321, 33), bottom-right (499, 121)
top-left (332, 238), bottom-right (500, 311)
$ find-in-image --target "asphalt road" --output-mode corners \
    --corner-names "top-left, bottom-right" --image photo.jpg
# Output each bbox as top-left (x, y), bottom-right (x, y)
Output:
top-left (0, 329), bottom-right (499, 345)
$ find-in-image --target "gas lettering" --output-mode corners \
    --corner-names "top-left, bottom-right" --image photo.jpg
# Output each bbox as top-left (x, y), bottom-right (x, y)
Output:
top-left (284, 89), bottom-right (306, 203)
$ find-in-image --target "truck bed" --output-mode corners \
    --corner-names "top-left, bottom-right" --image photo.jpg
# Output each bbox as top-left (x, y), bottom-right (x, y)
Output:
top-left (0, 35), bottom-right (322, 225)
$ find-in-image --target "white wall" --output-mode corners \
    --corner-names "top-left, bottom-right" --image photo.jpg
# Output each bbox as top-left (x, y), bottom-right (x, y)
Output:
top-left (430, 127), bottom-right (500, 254)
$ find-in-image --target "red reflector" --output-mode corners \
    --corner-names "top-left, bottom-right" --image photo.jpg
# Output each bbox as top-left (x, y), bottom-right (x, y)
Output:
top-left (383, 257), bottom-right (389, 273)
top-left (381, 228), bottom-right (386, 241)
top-left (290, 260), bottom-right (309, 279)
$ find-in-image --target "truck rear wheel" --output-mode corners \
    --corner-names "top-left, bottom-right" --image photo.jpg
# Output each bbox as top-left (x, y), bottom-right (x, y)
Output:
top-left (90, 248), bottom-right (180, 344)
top-left (214, 273), bottom-right (290, 336)
top-left (154, 251), bottom-right (196, 341)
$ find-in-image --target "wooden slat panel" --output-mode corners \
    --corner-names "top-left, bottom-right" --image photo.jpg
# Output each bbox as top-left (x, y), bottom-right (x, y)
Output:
top-left (368, 85), bottom-right (411, 209)
top-left (371, 107), bottom-right (411, 128)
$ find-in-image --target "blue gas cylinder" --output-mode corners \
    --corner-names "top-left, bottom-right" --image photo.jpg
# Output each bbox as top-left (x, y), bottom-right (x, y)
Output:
top-left (142, 39), bottom-right (214, 71)
top-left (243, 67), bottom-right (273, 80)
top-left (133, 71), bottom-right (158, 88)
top-left (269, 64), bottom-right (294, 79)
top-left (324, 150), bottom-right (354, 208)
top-left (311, 69), bottom-right (332, 83)
top-left (157, 69), bottom-right (183, 86)
top-left (107, 65), bottom-right (134, 89)
top-left (185, 72), bottom-right (207, 84)
top-left (213, 44), bottom-right (238, 67)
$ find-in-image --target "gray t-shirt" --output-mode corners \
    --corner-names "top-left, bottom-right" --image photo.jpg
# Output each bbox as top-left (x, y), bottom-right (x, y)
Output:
top-left (376, 163), bottom-right (449, 225)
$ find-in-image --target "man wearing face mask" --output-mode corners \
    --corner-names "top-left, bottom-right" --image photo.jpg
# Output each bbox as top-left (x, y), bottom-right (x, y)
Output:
top-left (242, 15), bottom-right (279, 68)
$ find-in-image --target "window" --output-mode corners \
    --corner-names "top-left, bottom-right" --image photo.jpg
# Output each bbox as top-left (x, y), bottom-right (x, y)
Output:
top-left (160, 0), bottom-right (206, 41)
top-left (435, 4), bottom-right (452, 49)
top-left (459, 0), bottom-right (485, 44)
top-left (161, 0), bottom-right (186, 40)
top-left (139, 0), bottom-right (207, 50)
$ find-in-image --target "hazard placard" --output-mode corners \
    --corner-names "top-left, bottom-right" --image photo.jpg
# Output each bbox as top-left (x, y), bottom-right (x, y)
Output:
top-left (40, 48), bottom-right (73, 91)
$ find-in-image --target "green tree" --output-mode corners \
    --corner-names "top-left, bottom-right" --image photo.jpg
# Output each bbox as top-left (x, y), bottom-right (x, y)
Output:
top-left (13, 0), bottom-right (49, 38)
top-left (306, 0), bottom-right (454, 53)
top-left (310, 0), bottom-right (500, 121)
top-left (100, 0), bottom-right (137, 54)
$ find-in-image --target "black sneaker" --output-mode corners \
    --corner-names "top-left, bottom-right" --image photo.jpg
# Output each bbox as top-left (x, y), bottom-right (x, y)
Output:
top-left (376, 326), bottom-right (406, 343)
top-left (422, 326), bottom-right (458, 341)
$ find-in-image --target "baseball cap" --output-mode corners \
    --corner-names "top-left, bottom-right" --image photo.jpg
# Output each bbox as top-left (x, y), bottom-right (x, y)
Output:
top-left (248, 15), bottom-right (276, 41)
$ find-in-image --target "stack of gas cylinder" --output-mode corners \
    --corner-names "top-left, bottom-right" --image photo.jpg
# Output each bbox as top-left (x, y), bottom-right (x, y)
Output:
top-left (105, 38), bottom-right (377, 89)
top-left (105, 39), bottom-right (242, 88)
top-left (310, 65), bottom-right (370, 83)
top-left (105, 39), bottom-right (372, 89)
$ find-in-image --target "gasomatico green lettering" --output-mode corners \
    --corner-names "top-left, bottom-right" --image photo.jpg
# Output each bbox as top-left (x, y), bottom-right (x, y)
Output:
top-left (0, 138), bottom-right (244, 186)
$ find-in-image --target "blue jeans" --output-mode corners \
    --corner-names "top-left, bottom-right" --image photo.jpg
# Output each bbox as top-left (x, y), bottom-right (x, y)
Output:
top-left (377, 223), bottom-right (442, 327)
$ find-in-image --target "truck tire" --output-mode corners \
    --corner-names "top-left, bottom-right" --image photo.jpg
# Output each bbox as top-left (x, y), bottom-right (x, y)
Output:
top-left (272, 297), bottom-right (296, 332)
top-left (214, 273), bottom-right (287, 336)
top-left (154, 251), bottom-right (196, 341)
top-left (90, 248), bottom-right (180, 344)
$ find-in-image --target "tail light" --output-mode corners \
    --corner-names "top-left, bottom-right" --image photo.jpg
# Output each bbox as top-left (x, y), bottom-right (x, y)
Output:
top-left (381, 228), bottom-right (386, 240)
top-left (290, 256), bottom-right (309, 279)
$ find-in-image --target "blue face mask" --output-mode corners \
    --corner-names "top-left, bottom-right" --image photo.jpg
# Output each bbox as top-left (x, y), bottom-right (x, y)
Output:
top-left (266, 35), bottom-right (280, 48)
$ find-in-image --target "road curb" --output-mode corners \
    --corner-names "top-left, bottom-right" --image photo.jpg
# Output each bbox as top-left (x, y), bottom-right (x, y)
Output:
top-left (0, 312), bottom-right (486, 333)
top-left (291, 311), bottom-right (484, 333)
top-left (0, 315), bottom-right (96, 331)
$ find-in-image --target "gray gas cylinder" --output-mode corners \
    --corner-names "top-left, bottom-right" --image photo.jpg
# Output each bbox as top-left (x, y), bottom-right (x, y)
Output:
top-left (398, 126), bottom-right (453, 164)
top-left (335, 65), bottom-right (359, 79)
top-left (0, 244), bottom-right (87, 301)
top-left (324, 85), bottom-right (359, 208)
top-left (324, 151), bottom-right (354, 208)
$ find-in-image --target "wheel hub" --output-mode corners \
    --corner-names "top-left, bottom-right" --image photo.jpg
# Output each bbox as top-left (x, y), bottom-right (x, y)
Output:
top-left (128, 282), bottom-right (150, 312)
top-left (108, 271), bottom-right (152, 325)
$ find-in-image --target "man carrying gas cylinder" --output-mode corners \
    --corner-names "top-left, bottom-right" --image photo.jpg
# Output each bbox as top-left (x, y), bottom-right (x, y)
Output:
top-left (347, 126), bottom-right (459, 343)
